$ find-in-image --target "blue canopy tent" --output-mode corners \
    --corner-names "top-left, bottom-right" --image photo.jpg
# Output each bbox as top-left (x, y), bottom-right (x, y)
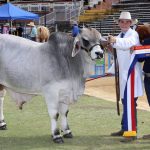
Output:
top-left (0, 3), bottom-right (39, 20)
top-left (0, 3), bottom-right (39, 36)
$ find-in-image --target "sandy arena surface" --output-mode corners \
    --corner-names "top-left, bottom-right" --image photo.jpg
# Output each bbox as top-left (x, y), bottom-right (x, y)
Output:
top-left (84, 76), bottom-right (150, 112)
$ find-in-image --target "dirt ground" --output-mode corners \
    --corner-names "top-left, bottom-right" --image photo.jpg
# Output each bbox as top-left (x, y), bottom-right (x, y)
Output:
top-left (84, 76), bottom-right (150, 112)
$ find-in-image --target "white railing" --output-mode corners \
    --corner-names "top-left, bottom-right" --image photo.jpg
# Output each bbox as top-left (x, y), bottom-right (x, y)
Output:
top-left (39, 11), bottom-right (56, 25)
top-left (16, 1), bottom-right (84, 26)
top-left (16, 3), bottom-right (53, 12)
top-left (53, 1), bottom-right (83, 21)
top-left (66, 7), bottom-right (80, 21)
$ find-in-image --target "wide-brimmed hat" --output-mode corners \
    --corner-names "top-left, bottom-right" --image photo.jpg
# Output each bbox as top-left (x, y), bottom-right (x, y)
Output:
top-left (27, 22), bottom-right (35, 27)
top-left (119, 11), bottom-right (132, 20)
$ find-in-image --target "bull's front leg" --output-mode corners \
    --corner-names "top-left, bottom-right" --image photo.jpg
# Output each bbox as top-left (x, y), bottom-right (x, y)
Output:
top-left (59, 103), bottom-right (73, 138)
top-left (44, 95), bottom-right (64, 144)
top-left (0, 89), bottom-right (7, 130)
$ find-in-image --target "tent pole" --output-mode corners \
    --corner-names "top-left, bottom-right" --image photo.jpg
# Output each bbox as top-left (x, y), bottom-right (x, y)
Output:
top-left (10, 20), bottom-right (12, 34)
top-left (9, 20), bottom-right (12, 34)
top-left (25, 22), bottom-right (27, 38)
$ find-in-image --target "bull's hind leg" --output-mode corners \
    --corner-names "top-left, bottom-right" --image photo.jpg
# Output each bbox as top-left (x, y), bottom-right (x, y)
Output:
top-left (0, 86), bottom-right (7, 130)
top-left (59, 103), bottom-right (73, 138)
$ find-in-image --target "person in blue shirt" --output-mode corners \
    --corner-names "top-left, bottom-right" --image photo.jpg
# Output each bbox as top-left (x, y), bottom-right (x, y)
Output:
top-left (27, 22), bottom-right (37, 41)
top-left (72, 21), bottom-right (80, 37)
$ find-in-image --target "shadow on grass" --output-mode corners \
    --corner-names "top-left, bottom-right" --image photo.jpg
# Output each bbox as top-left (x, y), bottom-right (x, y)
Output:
top-left (0, 135), bottom-right (53, 150)
top-left (0, 134), bottom-right (150, 150)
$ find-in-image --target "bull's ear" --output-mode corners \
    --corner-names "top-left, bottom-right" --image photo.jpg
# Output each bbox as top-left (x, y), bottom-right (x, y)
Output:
top-left (100, 36), bottom-right (107, 42)
top-left (72, 37), bottom-right (81, 57)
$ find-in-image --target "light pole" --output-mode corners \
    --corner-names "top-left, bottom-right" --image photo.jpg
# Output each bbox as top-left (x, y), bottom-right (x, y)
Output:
top-left (42, 0), bottom-right (46, 26)
top-left (72, 0), bottom-right (77, 21)
top-left (44, 6), bottom-right (46, 26)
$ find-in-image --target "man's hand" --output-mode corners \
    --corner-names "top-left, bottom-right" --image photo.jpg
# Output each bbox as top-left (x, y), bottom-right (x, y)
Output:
top-left (106, 43), bottom-right (114, 53)
top-left (108, 35), bottom-right (116, 44)
top-left (130, 46), bottom-right (135, 54)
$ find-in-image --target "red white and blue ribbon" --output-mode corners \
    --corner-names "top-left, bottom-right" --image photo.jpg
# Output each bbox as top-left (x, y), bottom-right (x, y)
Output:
top-left (123, 46), bottom-right (150, 137)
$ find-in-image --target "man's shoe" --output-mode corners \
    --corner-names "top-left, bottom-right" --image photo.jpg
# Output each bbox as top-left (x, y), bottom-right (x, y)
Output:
top-left (111, 130), bottom-right (124, 136)
top-left (120, 136), bottom-right (137, 143)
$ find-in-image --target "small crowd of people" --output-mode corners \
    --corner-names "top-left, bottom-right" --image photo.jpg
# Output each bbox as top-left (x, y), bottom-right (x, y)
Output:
top-left (1, 21), bottom-right (51, 43)
top-left (1, 22), bottom-right (38, 41)
top-left (1, 20), bottom-right (80, 42)
top-left (1, 23), bottom-right (24, 37)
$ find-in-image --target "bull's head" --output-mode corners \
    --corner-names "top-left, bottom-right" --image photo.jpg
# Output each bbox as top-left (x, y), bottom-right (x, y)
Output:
top-left (72, 27), bottom-right (105, 60)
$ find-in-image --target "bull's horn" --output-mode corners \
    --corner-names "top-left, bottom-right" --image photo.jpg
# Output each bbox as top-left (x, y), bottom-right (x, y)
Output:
top-left (100, 36), bottom-right (107, 42)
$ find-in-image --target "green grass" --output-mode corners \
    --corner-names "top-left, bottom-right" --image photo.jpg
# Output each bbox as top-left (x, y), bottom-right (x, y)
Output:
top-left (0, 95), bottom-right (150, 150)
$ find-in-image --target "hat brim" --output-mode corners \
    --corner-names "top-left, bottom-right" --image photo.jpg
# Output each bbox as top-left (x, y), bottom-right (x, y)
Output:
top-left (118, 18), bottom-right (132, 21)
top-left (118, 19), bottom-right (133, 24)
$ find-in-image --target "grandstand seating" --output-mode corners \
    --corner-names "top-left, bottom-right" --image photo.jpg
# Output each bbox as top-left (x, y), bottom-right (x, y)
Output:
top-left (79, 3), bottom-right (118, 23)
top-left (79, 0), bottom-right (150, 37)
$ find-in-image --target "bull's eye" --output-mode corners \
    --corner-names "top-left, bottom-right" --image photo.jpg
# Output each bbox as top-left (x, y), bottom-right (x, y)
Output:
top-left (82, 38), bottom-right (90, 47)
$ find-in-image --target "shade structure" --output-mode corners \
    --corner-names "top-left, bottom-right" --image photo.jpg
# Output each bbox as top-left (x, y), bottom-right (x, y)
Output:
top-left (0, 3), bottom-right (39, 20)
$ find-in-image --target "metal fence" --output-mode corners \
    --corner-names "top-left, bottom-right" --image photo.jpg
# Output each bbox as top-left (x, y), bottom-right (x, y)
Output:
top-left (17, 1), bottom-right (84, 26)
top-left (39, 11), bottom-right (56, 26)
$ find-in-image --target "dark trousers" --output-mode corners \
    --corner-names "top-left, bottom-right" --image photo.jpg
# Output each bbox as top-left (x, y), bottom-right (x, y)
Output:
top-left (31, 37), bottom-right (36, 41)
top-left (121, 97), bottom-right (138, 131)
top-left (144, 76), bottom-right (150, 106)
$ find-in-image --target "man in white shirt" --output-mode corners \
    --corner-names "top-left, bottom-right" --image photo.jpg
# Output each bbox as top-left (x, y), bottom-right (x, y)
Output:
top-left (108, 11), bottom-right (143, 141)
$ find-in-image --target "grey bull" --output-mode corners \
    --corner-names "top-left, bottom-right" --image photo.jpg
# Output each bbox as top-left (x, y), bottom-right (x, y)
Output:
top-left (0, 27), bottom-right (104, 143)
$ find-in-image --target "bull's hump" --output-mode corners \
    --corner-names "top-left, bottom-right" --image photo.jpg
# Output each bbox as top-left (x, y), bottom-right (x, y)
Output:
top-left (0, 34), bottom-right (42, 47)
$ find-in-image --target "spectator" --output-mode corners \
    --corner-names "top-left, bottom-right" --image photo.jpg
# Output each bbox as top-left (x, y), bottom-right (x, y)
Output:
top-left (27, 22), bottom-right (37, 41)
top-left (72, 21), bottom-right (80, 37)
top-left (16, 24), bottom-right (24, 37)
top-left (2, 23), bottom-right (9, 34)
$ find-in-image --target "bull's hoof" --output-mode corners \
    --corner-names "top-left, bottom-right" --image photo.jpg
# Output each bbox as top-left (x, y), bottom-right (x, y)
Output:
top-left (53, 137), bottom-right (64, 144)
top-left (0, 120), bottom-right (7, 130)
top-left (0, 124), bottom-right (7, 130)
top-left (63, 132), bottom-right (73, 138)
